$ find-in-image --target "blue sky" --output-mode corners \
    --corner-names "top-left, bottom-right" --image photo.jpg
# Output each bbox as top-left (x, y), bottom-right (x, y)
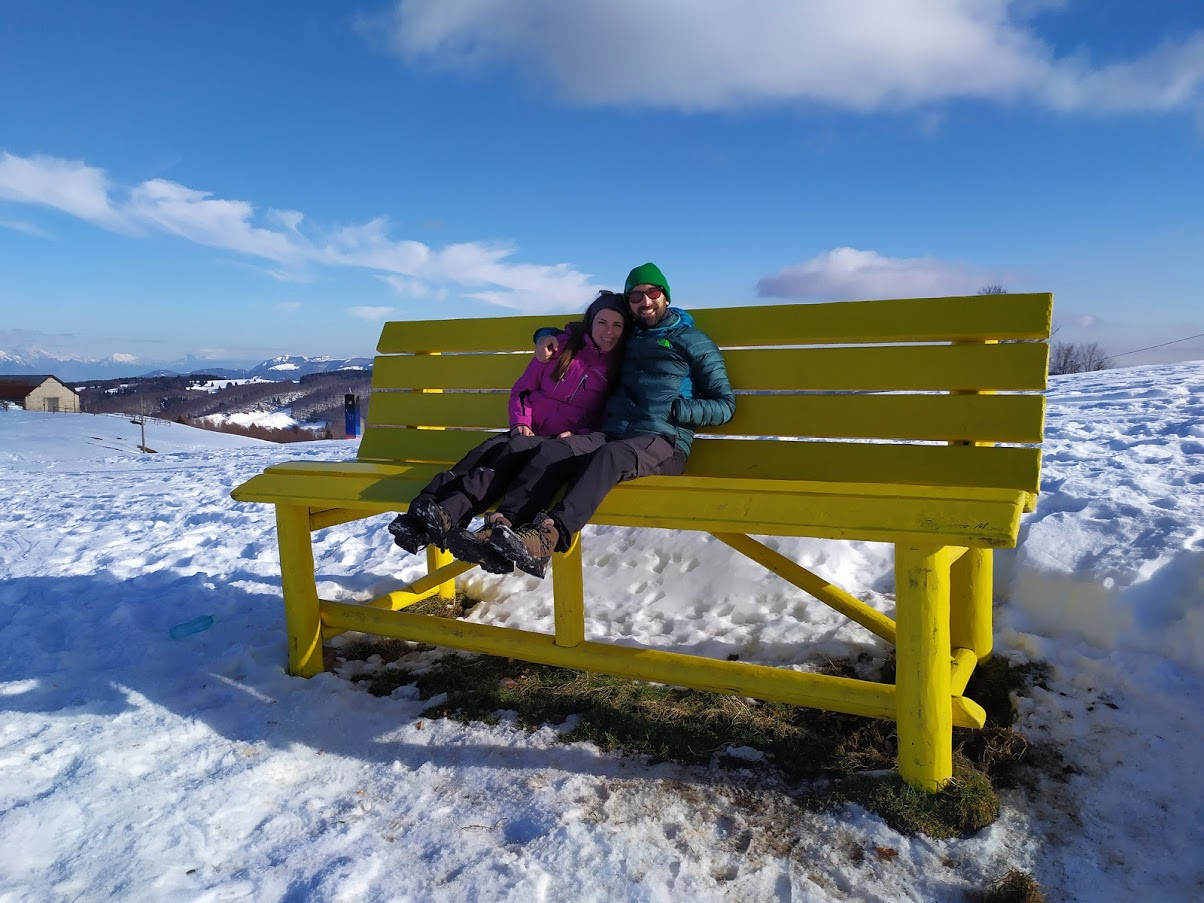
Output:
top-left (1, 0), bottom-right (1202, 369)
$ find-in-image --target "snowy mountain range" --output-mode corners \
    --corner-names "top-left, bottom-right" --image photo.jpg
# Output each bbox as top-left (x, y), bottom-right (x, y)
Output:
top-left (0, 347), bottom-right (372, 382)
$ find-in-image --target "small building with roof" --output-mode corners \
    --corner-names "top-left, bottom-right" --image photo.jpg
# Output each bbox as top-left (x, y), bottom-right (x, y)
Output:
top-left (0, 375), bottom-right (81, 413)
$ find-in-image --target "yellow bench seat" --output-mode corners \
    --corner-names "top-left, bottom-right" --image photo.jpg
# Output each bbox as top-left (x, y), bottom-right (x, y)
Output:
top-left (232, 459), bottom-right (1026, 549)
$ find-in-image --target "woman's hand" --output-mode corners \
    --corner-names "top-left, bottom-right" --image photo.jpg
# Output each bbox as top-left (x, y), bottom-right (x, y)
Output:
top-left (535, 334), bottom-right (559, 362)
top-left (512, 424), bottom-right (534, 437)
top-left (557, 430), bottom-right (572, 438)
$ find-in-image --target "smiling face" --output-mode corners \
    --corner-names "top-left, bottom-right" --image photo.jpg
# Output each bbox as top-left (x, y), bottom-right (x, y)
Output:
top-left (627, 284), bottom-right (669, 327)
top-left (590, 307), bottom-right (626, 353)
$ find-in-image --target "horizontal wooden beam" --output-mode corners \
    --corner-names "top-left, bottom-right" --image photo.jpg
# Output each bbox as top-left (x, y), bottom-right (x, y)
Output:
top-left (318, 600), bottom-right (985, 728)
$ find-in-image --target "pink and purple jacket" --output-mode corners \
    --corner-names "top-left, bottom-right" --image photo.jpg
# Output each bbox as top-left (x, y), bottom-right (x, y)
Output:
top-left (508, 331), bottom-right (615, 436)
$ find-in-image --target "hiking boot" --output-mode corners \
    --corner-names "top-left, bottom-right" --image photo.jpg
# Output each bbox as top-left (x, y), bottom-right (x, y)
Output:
top-left (489, 514), bottom-right (558, 579)
top-left (445, 513), bottom-right (514, 575)
top-left (409, 498), bottom-right (454, 550)
top-left (387, 512), bottom-right (428, 555)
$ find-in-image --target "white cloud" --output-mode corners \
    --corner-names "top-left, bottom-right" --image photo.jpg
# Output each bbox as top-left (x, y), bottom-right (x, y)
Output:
top-left (379, 275), bottom-right (434, 298)
top-left (368, 0), bottom-right (1204, 113)
top-left (349, 306), bottom-right (400, 321)
top-left (0, 218), bottom-right (52, 238)
top-left (264, 269), bottom-right (315, 284)
top-left (277, 302), bottom-right (303, 312)
top-left (0, 151), bottom-right (602, 313)
top-left (126, 179), bottom-right (303, 264)
top-left (0, 152), bottom-right (125, 228)
top-left (757, 247), bottom-right (992, 300)
top-left (111, 353), bottom-right (137, 363)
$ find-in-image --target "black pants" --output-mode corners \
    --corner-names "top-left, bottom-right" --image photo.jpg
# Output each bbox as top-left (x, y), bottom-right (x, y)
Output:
top-left (494, 434), bottom-right (687, 551)
top-left (412, 432), bottom-right (546, 527)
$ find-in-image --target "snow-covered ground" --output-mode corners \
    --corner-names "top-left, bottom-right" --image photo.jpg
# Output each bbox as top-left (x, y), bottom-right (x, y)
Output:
top-left (198, 408), bottom-right (327, 432)
top-left (188, 377), bottom-right (273, 393)
top-left (1, 362), bottom-right (1201, 902)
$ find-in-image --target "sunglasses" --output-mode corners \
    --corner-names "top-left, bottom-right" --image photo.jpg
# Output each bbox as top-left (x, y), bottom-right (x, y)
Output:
top-left (628, 286), bottom-right (665, 302)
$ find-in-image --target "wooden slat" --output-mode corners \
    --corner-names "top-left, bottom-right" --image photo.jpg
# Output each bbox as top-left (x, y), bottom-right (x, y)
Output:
top-left (268, 460), bottom-right (447, 479)
top-left (722, 342), bottom-right (1048, 391)
top-left (374, 294), bottom-right (1052, 353)
top-left (372, 341), bottom-right (1050, 392)
top-left (279, 439), bottom-right (1042, 495)
top-left (354, 428), bottom-right (1043, 493)
top-left (366, 390), bottom-right (1044, 442)
top-left (592, 486), bottom-right (1022, 548)
top-left (687, 439), bottom-right (1042, 493)
top-left (378, 314), bottom-right (573, 353)
top-left (372, 352), bottom-right (533, 390)
top-left (231, 472), bottom-right (432, 509)
top-left (369, 391), bottom-right (509, 429)
top-left (718, 394), bottom-right (1045, 441)
top-left (692, 294), bottom-right (1053, 345)
top-left (358, 427), bottom-right (499, 464)
top-left (260, 459), bottom-right (1014, 503)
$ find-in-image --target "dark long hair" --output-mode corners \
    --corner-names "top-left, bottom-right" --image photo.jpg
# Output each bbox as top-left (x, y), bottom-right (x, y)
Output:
top-left (550, 291), bottom-right (629, 384)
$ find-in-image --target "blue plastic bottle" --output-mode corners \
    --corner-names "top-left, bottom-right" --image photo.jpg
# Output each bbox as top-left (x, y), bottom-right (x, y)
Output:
top-left (169, 615), bottom-right (215, 640)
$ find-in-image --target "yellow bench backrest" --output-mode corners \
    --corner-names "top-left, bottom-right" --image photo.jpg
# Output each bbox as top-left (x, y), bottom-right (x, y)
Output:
top-left (358, 293), bottom-right (1052, 496)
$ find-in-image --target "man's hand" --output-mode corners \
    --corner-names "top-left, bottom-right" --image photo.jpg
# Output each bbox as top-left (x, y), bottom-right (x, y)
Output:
top-left (512, 424), bottom-right (534, 437)
top-left (535, 334), bottom-right (559, 362)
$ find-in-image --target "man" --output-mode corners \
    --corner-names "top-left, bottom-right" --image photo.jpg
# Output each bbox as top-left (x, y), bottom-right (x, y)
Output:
top-left (486, 262), bottom-right (736, 577)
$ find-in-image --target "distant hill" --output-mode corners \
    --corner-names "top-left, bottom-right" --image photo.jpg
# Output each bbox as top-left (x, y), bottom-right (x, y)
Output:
top-left (245, 355), bottom-right (374, 379)
top-left (74, 368), bottom-right (374, 441)
top-left (140, 355), bottom-right (373, 381)
top-left (0, 348), bottom-right (372, 381)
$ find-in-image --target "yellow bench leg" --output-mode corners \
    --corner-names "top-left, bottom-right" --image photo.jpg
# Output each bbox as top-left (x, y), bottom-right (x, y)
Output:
top-left (426, 545), bottom-right (457, 601)
top-left (552, 532), bottom-right (584, 647)
top-left (275, 504), bottom-right (323, 678)
top-left (894, 544), bottom-right (953, 791)
top-left (950, 548), bottom-right (993, 660)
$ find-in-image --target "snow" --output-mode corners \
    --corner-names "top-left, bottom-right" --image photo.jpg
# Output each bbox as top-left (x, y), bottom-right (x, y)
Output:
top-left (188, 378), bottom-right (273, 392)
top-left (199, 410), bottom-right (325, 432)
top-left (1, 362), bottom-right (1202, 901)
top-left (199, 409), bottom-right (329, 433)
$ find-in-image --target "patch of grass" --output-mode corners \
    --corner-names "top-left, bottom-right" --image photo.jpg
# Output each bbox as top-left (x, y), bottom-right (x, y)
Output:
top-left (971, 868), bottom-right (1046, 903)
top-left (403, 591), bottom-right (481, 620)
top-left (416, 657), bottom-right (819, 768)
top-left (336, 637), bottom-right (1056, 839)
top-left (817, 754), bottom-right (999, 839)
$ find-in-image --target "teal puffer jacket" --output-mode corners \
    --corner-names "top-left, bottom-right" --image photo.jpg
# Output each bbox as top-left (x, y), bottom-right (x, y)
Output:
top-left (601, 309), bottom-right (735, 457)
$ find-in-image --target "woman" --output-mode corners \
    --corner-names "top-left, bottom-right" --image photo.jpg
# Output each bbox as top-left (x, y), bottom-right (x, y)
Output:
top-left (388, 291), bottom-right (629, 573)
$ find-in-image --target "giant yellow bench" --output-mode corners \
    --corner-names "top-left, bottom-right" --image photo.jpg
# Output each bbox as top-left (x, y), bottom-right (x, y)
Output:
top-left (231, 293), bottom-right (1052, 791)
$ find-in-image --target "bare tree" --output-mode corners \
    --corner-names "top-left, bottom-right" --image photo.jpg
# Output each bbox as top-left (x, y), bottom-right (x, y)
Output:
top-left (1049, 341), bottom-right (1113, 375)
top-left (974, 284), bottom-right (1111, 373)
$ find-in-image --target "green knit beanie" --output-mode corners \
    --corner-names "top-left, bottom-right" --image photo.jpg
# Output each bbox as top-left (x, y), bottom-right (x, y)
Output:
top-left (624, 262), bottom-right (670, 303)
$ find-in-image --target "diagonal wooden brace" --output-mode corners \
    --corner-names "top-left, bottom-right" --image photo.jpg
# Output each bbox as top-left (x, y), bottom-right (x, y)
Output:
top-left (711, 532), bottom-right (897, 645)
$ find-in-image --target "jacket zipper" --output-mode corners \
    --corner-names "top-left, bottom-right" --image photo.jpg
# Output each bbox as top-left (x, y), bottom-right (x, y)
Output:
top-left (567, 373), bottom-right (588, 401)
